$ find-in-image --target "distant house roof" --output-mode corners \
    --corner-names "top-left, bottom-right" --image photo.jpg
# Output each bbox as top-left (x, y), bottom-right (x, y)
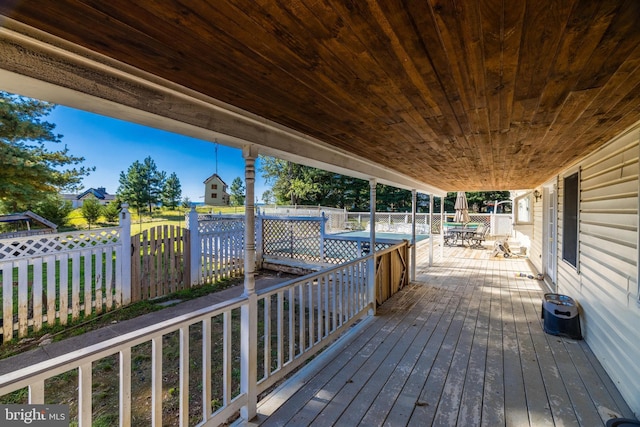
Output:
top-left (203, 174), bottom-right (228, 187)
top-left (0, 211), bottom-right (57, 230)
top-left (77, 187), bottom-right (113, 200)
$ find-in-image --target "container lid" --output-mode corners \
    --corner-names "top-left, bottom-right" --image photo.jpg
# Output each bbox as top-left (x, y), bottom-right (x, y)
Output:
top-left (544, 293), bottom-right (575, 306)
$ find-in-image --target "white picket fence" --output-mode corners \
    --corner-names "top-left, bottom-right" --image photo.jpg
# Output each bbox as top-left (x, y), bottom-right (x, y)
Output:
top-left (0, 227), bottom-right (126, 342)
top-left (192, 213), bottom-right (245, 284)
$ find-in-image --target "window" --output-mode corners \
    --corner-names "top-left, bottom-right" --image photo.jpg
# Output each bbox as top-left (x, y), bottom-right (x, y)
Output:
top-left (211, 184), bottom-right (218, 190)
top-left (211, 193), bottom-right (217, 199)
top-left (562, 172), bottom-right (579, 268)
top-left (514, 193), bottom-right (532, 224)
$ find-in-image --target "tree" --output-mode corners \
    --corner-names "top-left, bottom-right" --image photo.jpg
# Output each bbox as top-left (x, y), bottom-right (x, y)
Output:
top-left (161, 172), bottom-right (182, 209)
top-left (117, 156), bottom-right (166, 216)
top-left (30, 194), bottom-right (73, 228)
top-left (81, 198), bottom-right (102, 229)
top-left (0, 91), bottom-right (94, 212)
top-left (181, 196), bottom-right (192, 209)
top-left (261, 189), bottom-right (274, 205)
top-left (102, 201), bottom-right (120, 223)
top-left (230, 177), bottom-right (245, 206)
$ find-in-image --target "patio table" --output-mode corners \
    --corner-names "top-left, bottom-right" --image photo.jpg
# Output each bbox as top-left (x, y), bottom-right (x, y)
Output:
top-left (446, 227), bottom-right (476, 246)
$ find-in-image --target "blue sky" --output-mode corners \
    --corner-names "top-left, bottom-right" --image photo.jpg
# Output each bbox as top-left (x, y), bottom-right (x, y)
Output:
top-left (48, 106), bottom-right (270, 202)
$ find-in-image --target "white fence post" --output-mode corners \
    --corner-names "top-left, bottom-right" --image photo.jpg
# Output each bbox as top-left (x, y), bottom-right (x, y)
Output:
top-left (188, 207), bottom-right (201, 286)
top-left (120, 204), bottom-right (132, 305)
top-left (320, 212), bottom-right (326, 263)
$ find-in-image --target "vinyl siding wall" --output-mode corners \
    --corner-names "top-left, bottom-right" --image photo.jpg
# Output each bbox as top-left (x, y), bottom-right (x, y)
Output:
top-left (526, 126), bottom-right (640, 416)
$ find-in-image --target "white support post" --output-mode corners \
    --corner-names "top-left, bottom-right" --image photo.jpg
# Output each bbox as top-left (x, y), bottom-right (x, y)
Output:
top-left (188, 207), bottom-right (200, 286)
top-left (119, 204), bottom-right (131, 305)
top-left (368, 179), bottom-right (377, 314)
top-left (411, 190), bottom-right (417, 281)
top-left (429, 194), bottom-right (434, 267)
top-left (440, 195), bottom-right (445, 259)
top-left (241, 145), bottom-right (258, 421)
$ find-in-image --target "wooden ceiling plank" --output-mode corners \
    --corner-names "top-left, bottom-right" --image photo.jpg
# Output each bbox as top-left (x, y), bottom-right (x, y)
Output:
top-left (547, 42), bottom-right (640, 159)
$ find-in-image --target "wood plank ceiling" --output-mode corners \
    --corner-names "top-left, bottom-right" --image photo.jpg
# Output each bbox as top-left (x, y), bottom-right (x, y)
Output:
top-left (2, 0), bottom-right (640, 191)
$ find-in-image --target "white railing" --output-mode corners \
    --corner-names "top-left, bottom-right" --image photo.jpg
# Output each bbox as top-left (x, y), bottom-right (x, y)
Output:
top-left (255, 256), bottom-right (371, 394)
top-left (0, 250), bottom-right (377, 426)
top-left (0, 217), bottom-right (130, 342)
top-left (259, 205), bottom-right (347, 232)
top-left (347, 211), bottom-right (513, 235)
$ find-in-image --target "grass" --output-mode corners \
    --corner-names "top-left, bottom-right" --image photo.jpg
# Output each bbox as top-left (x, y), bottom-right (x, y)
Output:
top-left (64, 205), bottom-right (245, 235)
top-left (0, 275), bottom-right (243, 359)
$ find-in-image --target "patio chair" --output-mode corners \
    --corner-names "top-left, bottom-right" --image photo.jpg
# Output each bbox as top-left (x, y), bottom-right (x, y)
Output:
top-left (469, 224), bottom-right (489, 248)
top-left (443, 230), bottom-right (456, 246)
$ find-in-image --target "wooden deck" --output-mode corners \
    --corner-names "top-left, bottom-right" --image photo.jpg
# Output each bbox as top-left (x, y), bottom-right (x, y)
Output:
top-left (246, 242), bottom-right (635, 426)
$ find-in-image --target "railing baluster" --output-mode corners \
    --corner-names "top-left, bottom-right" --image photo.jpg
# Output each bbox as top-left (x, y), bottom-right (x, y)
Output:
top-left (277, 291), bottom-right (284, 370)
top-left (179, 326), bottom-right (189, 427)
top-left (202, 319), bottom-right (212, 421)
top-left (28, 380), bottom-right (44, 404)
top-left (152, 336), bottom-right (163, 426)
top-left (288, 287), bottom-right (295, 362)
top-left (223, 310), bottom-right (232, 405)
top-left (331, 272), bottom-right (337, 332)
top-left (325, 274), bottom-right (330, 336)
top-left (79, 363), bottom-right (92, 427)
top-left (299, 283), bottom-right (305, 354)
top-left (317, 276), bottom-right (322, 341)
top-left (308, 281), bottom-right (314, 347)
top-left (264, 295), bottom-right (271, 379)
top-left (120, 348), bottom-right (132, 427)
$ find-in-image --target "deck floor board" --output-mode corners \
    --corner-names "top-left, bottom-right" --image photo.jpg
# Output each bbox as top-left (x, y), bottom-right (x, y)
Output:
top-left (248, 243), bottom-right (635, 426)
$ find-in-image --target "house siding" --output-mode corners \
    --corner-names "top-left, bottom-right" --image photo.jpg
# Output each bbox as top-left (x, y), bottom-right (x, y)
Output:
top-left (527, 126), bottom-right (640, 416)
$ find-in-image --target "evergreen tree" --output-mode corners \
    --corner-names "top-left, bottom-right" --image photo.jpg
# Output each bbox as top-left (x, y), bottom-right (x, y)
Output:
top-left (0, 91), bottom-right (94, 212)
top-left (81, 198), bottom-right (102, 229)
top-left (230, 177), bottom-right (245, 206)
top-left (117, 160), bottom-right (147, 217)
top-left (161, 172), bottom-right (182, 209)
top-left (181, 196), bottom-right (192, 209)
top-left (117, 156), bottom-right (166, 216)
top-left (30, 194), bottom-right (73, 228)
top-left (102, 201), bottom-right (121, 223)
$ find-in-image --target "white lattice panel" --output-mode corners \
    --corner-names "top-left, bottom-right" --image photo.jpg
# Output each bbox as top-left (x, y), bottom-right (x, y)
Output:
top-left (0, 227), bottom-right (121, 260)
top-left (262, 219), bottom-right (322, 261)
top-left (199, 218), bottom-right (245, 234)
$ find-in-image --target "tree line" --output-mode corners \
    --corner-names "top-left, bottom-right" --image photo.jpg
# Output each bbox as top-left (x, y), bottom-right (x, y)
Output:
top-left (259, 156), bottom-right (510, 213)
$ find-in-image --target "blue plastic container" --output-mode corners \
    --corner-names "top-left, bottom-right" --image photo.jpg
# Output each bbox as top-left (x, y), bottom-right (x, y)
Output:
top-left (541, 293), bottom-right (582, 340)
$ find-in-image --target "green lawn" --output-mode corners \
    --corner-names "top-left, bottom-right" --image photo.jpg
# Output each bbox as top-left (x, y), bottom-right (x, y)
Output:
top-left (67, 206), bottom-right (246, 236)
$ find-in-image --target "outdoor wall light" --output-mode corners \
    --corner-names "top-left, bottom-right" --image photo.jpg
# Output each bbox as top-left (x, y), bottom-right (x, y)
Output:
top-left (533, 190), bottom-right (542, 202)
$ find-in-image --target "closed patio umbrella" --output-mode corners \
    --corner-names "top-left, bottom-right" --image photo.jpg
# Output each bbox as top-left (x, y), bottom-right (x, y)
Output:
top-left (454, 191), bottom-right (470, 224)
